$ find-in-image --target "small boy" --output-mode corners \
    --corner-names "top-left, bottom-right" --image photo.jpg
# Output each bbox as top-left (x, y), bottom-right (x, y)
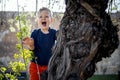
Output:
top-left (22, 7), bottom-right (56, 80)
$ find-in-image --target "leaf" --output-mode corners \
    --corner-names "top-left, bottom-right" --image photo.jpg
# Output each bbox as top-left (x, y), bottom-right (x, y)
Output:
top-left (0, 67), bottom-right (7, 73)
top-left (112, 7), bottom-right (117, 10)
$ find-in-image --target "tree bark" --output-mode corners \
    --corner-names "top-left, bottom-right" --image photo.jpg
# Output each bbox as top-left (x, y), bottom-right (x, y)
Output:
top-left (48, 0), bottom-right (119, 80)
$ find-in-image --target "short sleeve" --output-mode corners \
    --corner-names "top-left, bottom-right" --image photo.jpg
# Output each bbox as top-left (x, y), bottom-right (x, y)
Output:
top-left (30, 29), bottom-right (39, 51)
top-left (30, 29), bottom-right (38, 39)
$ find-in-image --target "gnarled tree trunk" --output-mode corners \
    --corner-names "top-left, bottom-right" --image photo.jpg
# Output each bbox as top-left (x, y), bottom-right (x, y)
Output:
top-left (48, 0), bottom-right (119, 80)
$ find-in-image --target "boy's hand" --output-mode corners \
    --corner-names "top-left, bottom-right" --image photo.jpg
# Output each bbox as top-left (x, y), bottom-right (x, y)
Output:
top-left (22, 37), bottom-right (34, 50)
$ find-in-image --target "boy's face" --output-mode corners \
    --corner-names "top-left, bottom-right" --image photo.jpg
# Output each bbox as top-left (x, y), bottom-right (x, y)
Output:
top-left (37, 10), bottom-right (52, 30)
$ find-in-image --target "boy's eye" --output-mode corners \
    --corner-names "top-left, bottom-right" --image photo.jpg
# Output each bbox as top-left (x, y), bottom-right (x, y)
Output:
top-left (39, 16), bottom-right (49, 18)
top-left (39, 16), bottom-right (42, 18)
top-left (45, 16), bottom-right (49, 18)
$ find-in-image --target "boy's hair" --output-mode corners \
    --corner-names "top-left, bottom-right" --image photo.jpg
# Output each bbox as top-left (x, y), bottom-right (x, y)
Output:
top-left (37, 7), bottom-right (52, 17)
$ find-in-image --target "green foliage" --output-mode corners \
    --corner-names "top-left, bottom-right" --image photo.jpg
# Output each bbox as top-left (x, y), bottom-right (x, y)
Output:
top-left (0, 67), bottom-right (7, 80)
top-left (107, 0), bottom-right (120, 13)
top-left (8, 12), bottom-right (33, 79)
top-left (0, 67), bottom-right (7, 73)
top-left (5, 73), bottom-right (18, 80)
top-left (16, 12), bottom-right (31, 40)
top-left (0, 74), bottom-right (4, 80)
top-left (0, 12), bottom-right (33, 80)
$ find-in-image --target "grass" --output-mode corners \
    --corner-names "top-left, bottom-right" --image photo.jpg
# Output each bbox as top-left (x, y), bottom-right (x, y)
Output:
top-left (88, 75), bottom-right (119, 80)
top-left (1, 72), bottom-right (119, 80)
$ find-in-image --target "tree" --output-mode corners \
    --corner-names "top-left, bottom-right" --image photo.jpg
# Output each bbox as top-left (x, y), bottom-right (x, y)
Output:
top-left (47, 0), bottom-right (119, 80)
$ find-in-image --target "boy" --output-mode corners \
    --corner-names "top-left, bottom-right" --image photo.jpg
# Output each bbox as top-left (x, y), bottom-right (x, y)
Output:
top-left (22, 7), bottom-right (56, 80)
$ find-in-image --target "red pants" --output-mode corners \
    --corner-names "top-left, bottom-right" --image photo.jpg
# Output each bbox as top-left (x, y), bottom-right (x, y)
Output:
top-left (29, 62), bottom-right (48, 80)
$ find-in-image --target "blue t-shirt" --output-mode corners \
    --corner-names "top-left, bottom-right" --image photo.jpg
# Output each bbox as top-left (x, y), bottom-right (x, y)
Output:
top-left (31, 28), bottom-right (56, 65)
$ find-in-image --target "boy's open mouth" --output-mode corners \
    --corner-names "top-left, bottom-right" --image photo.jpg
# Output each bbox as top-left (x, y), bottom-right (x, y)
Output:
top-left (42, 22), bottom-right (47, 26)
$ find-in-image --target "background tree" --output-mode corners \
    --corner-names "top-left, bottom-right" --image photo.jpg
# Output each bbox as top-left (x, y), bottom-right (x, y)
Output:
top-left (47, 0), bottom-right (119, 80)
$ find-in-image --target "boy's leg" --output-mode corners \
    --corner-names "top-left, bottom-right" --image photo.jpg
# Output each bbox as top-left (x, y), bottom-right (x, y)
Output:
top-left (29, 62), bottom-right (48, 80)
top-left (39, 65), bottom-right (48, 80)
top-left (29, 62), bottom-right (40, 80)
top-left (39, 65), bottom-right (48, 74)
